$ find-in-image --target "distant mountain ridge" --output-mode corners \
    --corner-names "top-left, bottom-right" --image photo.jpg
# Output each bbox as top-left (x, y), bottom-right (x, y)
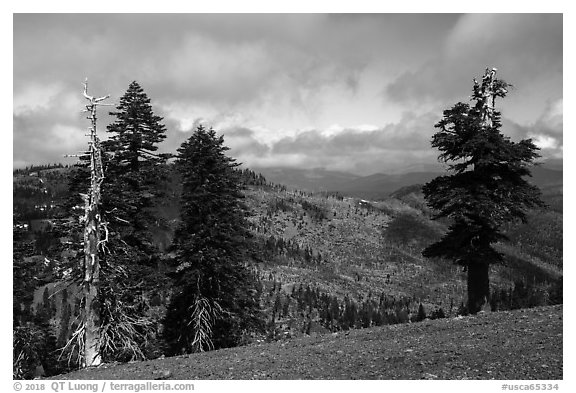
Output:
top-left (254, 162), bottom-right (562, 200)
top-left (253, 167), bottom-right (361, 193)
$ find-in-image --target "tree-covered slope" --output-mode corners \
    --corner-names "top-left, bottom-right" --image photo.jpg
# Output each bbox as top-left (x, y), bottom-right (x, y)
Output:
top-left (13, 164), bottom-right (563, 377)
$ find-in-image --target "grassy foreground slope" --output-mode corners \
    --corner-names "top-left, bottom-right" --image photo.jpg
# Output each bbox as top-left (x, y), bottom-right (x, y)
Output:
top-left (54, 305), bottom-right (562, 380)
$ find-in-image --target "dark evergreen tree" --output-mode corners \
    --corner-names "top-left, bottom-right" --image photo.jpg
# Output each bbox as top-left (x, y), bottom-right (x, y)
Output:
top-left (105, 81), bottom-right (167, 171)
top-left (13, 324), bottom-right (44, 379)
top-left (163, 125), bottom-right (263, 354)
top-left (273, 293), bottom-right (282, 320)
top-left (416, 303), bottom-right (427, 322)
top-left (329, 296), bottom-right (340, 331)
top-left (102, 80), bottom-right (169, 260)
top-left (58, 303), bottom-right (72, 348)
top-left (430, 308), bottom-right (446, 320)
top-left (422, 68), bottom-right (544, 314)
top-left (282, 296), bottom-right (291, 317)
top-left (13, 231), bottom-right (37, 327)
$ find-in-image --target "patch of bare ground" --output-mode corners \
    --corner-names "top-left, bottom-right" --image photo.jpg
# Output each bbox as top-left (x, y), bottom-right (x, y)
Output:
top-left (52, 305), bottom-right (562, 380)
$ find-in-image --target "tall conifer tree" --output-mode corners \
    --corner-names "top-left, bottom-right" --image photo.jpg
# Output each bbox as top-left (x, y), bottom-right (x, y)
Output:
top-left (103, 81), bottom-right (168, 260)
top-left (105, 81), bottom-right (167, 170)
top-left (422, 68), bottom-right (544, 313)
top-left (164, 125), bottom-right (263, 354)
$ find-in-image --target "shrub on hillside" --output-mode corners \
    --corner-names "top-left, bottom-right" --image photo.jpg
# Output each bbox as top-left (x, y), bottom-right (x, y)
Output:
top-left (416, 303), bottom-right (427, 321)
top-left (13, 322), bottom-right (63, 379)
top-left (384, 213), bottom-right (442, 249)
top-left (301, 200), bottom-right (328, 222)
top-left (490, 279), bottom-right (562, 311)
top-left (504, 210), bottom-right (562, 269)
top-left (267, 197), bottom-right (293, 216)
top-left (13, 324), bottom-right (44, 379)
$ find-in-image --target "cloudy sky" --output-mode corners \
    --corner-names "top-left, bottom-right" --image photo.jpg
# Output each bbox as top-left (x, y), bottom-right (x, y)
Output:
top-left (13, 13), bottom-right (562, 175)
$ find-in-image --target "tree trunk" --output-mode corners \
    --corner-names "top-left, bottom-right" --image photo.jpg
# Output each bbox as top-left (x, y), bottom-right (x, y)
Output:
top-left (83, 281), bottom-right (101, 366)
top-left (80, 79), bottom-right (109, 368)
top-left (83, 202), bottom-right (102, 367)
top-left (466, 68), bottom-right (496, 314)
top-left (467, 262), bottom-right (490, 314)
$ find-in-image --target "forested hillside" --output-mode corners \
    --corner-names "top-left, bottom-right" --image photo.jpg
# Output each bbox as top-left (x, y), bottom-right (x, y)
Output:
top-left (13, 160), bottom-right (562, 378)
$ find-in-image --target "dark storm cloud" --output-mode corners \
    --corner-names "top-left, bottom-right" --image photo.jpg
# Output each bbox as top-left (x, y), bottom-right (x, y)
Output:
top-left (155, 111), bottom-right (442, 176)
top-left (13, 14), bottom-right (562, 171)
top-left (159, 114), bottom-right (441, 175)
top-left (14, 14), bottom-right (459, 106)
top-left (272, 112), bottom-right (437, 156)
top-left (13, 14), bottom-right (334, 105)
top-left (385, 14), bottom-right (562, 106)
top-left (501, 98), bottom-right (563, 158)
top-left (259, 112), bottom-right (440, 174)
top-left (220, 126), bottom-right (271, 157)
